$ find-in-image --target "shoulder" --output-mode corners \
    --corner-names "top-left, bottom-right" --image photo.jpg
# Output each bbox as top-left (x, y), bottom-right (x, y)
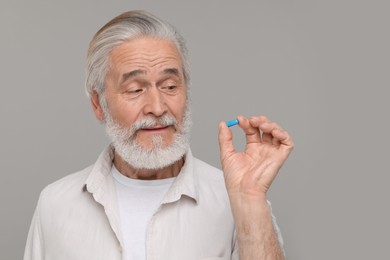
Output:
top-left (192, 157), bottom-right (229, 199)
top-left (191, 157), bottom-right (234, 228)
top-left (38, 165), bottom-right (93, 206)
top-left (193, 157), bottom-right (224, 182)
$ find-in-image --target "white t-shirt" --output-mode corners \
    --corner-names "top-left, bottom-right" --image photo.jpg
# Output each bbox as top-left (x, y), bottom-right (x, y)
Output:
top-left (112, 166), bottom-right (175, 260)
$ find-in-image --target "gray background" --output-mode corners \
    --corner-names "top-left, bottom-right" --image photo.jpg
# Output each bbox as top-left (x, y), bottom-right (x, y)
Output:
top-left (1, 0), bottom-right (389, 259)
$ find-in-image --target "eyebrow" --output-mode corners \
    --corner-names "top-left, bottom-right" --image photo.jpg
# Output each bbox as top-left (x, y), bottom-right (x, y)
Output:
top-left (120, 67), bottom-right (181, 85)
top-left (121, 69), bottom-right (146, 84)
top-left (161, 68), bottom-right (180, 77)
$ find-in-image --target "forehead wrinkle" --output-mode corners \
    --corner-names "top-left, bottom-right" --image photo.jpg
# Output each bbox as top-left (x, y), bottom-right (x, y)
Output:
top-left (129, 51), bottom-right (181, 65)
top-left (108, 38), bottom-right (184, 83)
top-left (117, 59), bottom-right (181, 80)
top-left (112, 51), bottom-right (180, 67)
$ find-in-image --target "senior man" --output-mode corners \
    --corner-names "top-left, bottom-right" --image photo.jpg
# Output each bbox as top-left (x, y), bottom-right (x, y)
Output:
top-left (24, 10), bottom-right (293, 260)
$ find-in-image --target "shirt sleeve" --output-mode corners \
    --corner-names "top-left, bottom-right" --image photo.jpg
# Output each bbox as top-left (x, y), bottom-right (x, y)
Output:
top-left (231, 228), bottom-right (240, 260)
top-left (268, 200), bottom-right (286, 257)
top-left (24, 198), bottom-right (44, 260)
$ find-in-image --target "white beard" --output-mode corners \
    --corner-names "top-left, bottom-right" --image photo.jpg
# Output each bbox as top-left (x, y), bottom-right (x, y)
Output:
top-left (103, 103), bottom-right (192, 170)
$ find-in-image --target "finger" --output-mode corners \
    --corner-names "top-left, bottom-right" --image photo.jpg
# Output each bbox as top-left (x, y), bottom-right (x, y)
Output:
top-left (264, 124), bottom-right (282, 146)
top-left (252, 116), bottom-right (293, 147)
top-left (255, 120), bottom-right (280, 135)
top-left (237, 115), bottom-right (261, 144)
top-left (249, 115), bottom-right (271, 126)
top-left (248, 116), bottom-right (271, 144)
top-left (262, 122), bottom-right (293, 150)
top-left (249, 116), bottom-right (273, 142)
top-left (272, 130), bottom-right (282, 146)
top-left (248, 115), bottom-right (273, 131)
top-left (261, 132), bottom-right (273, 144)
top-left (271, 128), bottom-right (294, 153)
top-left (251, 115), bottom-right (294, 152)
top-left (218, 121), bottom-right (236, 160)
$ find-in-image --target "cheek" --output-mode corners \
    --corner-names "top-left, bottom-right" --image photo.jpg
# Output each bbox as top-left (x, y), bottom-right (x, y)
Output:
top-left (170, 92), bottom-right (188, 116)
top-left (108, 100), bottom-right (141, 127)
top-left (170, 105), bottom-right (186, 126)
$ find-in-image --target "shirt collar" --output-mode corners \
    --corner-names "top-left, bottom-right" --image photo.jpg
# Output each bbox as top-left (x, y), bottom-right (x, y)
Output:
top-left (84, 145), bottom-right (115, 200)
top-left (161, 149), bottom-right (199, 204)
top-left (85, 145), bottom-right (199, 204)
top-left (84, 145), bottom-right (122, 246)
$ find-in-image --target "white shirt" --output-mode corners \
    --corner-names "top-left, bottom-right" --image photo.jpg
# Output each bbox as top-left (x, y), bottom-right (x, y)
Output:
top-left (112, 166), bottom-right (175, 260)
top-left (24, 146), bottom-right (283, 260)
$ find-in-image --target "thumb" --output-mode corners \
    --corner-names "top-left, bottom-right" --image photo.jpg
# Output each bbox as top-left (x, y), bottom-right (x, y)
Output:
top-left (218, 121), bottom-right (235, 160)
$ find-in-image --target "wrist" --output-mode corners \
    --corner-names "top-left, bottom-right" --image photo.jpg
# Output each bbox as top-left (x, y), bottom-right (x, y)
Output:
top-left (227, 189), bottom-right (269, 205)
top-left (229, 197), bottom-right (284, 259)
top-left (229, 194), bottom-right (271, 224)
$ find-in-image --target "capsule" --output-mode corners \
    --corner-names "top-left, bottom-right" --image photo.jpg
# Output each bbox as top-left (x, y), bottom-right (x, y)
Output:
top-left (226, 119), bottom-right (239, 127)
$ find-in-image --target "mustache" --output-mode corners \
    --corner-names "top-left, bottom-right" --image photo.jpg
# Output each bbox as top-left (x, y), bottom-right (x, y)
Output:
top-left (131, 114), bottom-right (177, 134)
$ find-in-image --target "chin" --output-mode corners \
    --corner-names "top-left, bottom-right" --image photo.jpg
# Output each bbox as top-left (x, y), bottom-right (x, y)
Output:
top-left (137, 135), bottom-right (174, 150)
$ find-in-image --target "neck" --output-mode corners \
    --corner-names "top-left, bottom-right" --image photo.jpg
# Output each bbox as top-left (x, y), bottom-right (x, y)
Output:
top-left (113, 151), bottom-right (184, 180)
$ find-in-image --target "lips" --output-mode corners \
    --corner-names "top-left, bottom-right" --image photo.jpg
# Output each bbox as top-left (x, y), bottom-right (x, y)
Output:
top-left (140, 125), bottom-right (171, 132)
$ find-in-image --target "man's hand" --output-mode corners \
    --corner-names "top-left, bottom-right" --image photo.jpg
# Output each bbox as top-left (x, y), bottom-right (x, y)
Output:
top-left (218, 115), bottom-right (293, 199)
top-left (218, 115), bottom-right (293, 260)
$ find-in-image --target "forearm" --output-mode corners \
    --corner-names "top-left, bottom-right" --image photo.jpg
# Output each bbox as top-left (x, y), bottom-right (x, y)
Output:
top-left (230, 195), bottom-right (284, 260)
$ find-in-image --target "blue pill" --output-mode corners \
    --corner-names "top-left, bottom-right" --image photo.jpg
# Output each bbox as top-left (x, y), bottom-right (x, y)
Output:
top-left (226, 119), bottom-right (239, 127)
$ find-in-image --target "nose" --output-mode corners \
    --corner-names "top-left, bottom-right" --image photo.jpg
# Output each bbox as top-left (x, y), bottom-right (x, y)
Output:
top-left (142, 87), bottom-right (167, 117)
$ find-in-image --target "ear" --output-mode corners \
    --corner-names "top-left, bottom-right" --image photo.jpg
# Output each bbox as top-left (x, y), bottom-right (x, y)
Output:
top-left (90, 91), bottom-right (105, 121)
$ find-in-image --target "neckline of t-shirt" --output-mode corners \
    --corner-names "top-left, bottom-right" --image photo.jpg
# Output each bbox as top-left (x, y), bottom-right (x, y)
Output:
top-left (111, 164), bottom-right (176, 187)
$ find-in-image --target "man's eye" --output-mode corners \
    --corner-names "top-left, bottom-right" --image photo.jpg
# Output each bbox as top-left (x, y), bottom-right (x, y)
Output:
top-left (125, 88), bottom-right (145, 97)
top-left (163, 85), bottom-right (177, 92)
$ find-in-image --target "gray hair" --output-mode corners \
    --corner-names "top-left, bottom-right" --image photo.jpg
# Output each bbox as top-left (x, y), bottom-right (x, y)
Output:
top-left (85, 10), bottom-right (190, 97)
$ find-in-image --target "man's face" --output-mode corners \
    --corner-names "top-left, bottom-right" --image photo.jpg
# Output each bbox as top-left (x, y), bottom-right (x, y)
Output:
top-left (103, 37), bottom-right (188, 149)
top-left (92, 37), bottom-right (191, 170)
